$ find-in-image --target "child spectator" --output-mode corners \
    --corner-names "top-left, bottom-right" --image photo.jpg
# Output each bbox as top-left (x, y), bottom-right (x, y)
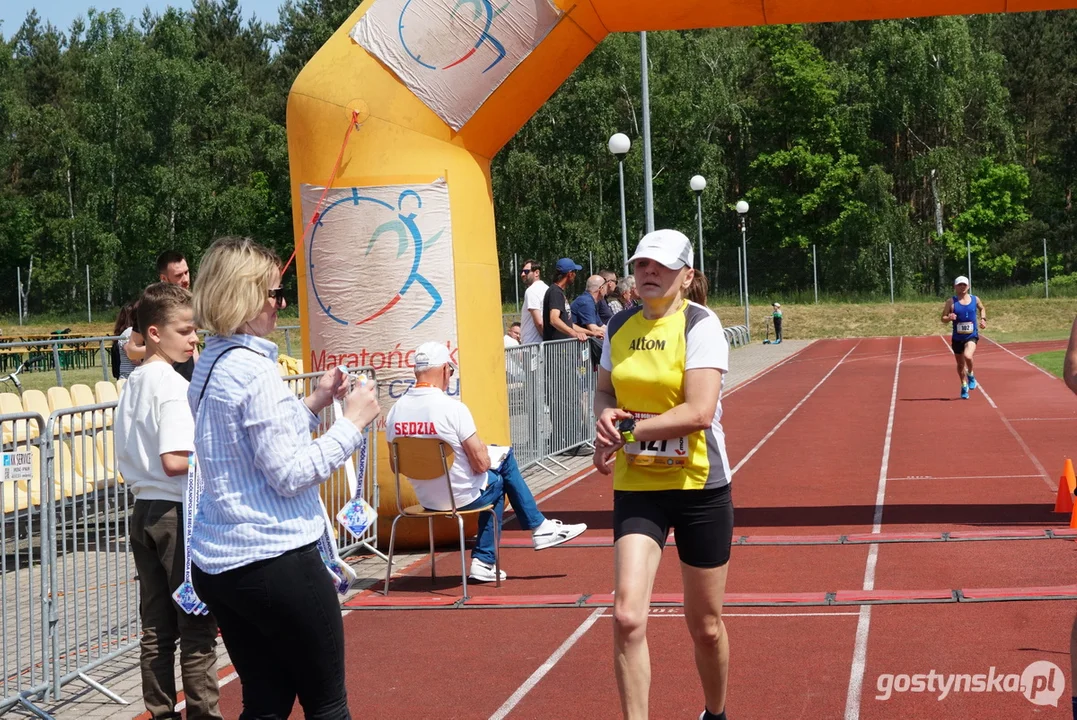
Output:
top-left (115, 283), bottom-right (221, 720)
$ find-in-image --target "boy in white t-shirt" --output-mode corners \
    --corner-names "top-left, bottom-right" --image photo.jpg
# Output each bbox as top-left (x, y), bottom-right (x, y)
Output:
top-left (386, 342), bottom-right (587, 583)
top-left (115, 283), bottom-right (221, 720)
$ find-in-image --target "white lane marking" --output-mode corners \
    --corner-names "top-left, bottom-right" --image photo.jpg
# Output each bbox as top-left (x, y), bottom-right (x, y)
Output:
top-left (888, 473), bottom-right (1041, 481)
top-left (606, 611), bottom-right (862, 618)
top-left (489, 607), bottom-right (606, 719)
top-left (984, 336), bottom-right (1059, 380)
top-left (731, 343), bottom-right (861, 476)
top-left (844, 337), bottom-right (901, 720)
top-left (935, 335), bottom-right (1051, 490)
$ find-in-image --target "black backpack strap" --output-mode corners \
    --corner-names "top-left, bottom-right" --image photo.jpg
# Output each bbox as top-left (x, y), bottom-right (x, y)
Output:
top-left (196, 345), bottom-right (262, 406)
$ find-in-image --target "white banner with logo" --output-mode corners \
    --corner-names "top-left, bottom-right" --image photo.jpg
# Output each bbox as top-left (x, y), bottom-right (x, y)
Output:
top-left (302, 179), bottom-right (459, 419)
top-left (350, 0), bottom-right (562, 131)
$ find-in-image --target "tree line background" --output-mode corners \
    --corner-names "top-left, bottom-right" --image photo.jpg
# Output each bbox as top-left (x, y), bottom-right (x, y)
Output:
top-left (1, 1), bottom-right (1076, 314)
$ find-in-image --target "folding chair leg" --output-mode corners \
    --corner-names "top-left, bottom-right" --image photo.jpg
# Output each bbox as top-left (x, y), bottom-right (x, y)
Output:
top-left (429, 517), bottom-right (436, 580)
top-left (457, 514), bottom-right (468, 599)
top-left (384, 515), bottom-right (402, 596)
top-left (492, 509), bottom-right (501, 589)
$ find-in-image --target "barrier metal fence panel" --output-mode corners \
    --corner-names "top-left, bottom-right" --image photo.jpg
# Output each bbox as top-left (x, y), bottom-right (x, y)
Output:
top-left (0, 326), bottom-right (301, 388)
top-left (505, 343), bottom-right (546, 471)
top-left (283, 370), bottom-right (380, 558)
top-left (0, 412), bottom-right (51, 717)
top-left (540, 338), bottom-right (598, 459)
top-left (45, 403), bottom-right (137, 705)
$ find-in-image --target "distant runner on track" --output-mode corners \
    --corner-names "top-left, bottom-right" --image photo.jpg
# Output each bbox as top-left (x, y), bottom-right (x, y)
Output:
top-left (941, 275), bottom-right (986, 399)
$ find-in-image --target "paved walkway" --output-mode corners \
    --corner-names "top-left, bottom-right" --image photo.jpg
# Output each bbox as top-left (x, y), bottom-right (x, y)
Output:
top-left (16, 338), bottom-right (811, 720)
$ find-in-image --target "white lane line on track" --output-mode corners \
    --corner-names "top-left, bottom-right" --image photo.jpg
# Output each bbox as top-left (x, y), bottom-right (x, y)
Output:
top-left (843, 337), bottom-right (901, 720)
top-left (175, 671), bottom-right (239, 712)
top-left (888, 473), bottom-right (1041, 481)
top-left (941, 336), bottom-right (1053, 490)
top-left (731, 342), bottom-right (861, 476)
top-left (489, 607), bottom-right (606, 720)
top-left (606, 611), bottom-right (862, 619)
top-left (984, 336), bottom-right (1060, 380)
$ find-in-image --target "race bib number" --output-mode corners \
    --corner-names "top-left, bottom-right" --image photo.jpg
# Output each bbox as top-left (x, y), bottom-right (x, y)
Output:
top-left (956, 321), bottom-right (974, 335)
top-left (624, 437), bottom-right (688, 467)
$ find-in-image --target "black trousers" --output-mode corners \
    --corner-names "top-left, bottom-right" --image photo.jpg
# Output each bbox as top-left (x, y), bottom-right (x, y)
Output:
top-left (773, 316), bottom-right (783, 341)
top-left (192, 543), bottom-right (350, 720)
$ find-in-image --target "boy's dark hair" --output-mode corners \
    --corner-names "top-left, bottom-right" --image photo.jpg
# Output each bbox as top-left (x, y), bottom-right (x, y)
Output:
top-left (137, 283), bottom-right (192, 335)
top-left (510, 322), bottom-right (521, 329)
top-left (156, 250), bottom-right (186, 276)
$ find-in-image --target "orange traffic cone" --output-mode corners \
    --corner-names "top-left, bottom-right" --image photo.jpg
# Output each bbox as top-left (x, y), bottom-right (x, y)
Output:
top-left (1056, 459), bottom-right (1077, 514)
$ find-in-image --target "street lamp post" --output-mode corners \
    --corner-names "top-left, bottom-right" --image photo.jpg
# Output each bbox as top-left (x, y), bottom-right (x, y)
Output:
top-left (736, 200), bottom-right (750, 339)
top-left (608, 133), bottom-right (632, 277)
top-left (690, 175), bottom-right (706, 275)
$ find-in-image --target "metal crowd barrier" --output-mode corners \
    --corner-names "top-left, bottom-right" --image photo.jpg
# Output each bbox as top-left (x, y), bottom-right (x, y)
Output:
top-left (45, 404), bottom-right (136, 708)
top-left (282, 370), bottom-right (381, 559)
top-left (0, 366), bottom-right (379, 716)
top-left (0, 412), bottom-right (50, 717)
top-left (724, 324), bottom-right (749, 348)
top-left (505, 338), bottom-right (597, 474)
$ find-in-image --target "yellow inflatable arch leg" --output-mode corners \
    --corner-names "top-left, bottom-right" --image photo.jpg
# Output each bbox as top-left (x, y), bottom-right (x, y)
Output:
top-left (290, 0), bottom-right (1074, 549)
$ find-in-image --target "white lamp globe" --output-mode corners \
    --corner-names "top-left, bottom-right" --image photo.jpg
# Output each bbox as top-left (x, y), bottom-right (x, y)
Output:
top-left (690, 175), bottom-right (707, 192)
top-left (608, 133), bottom-right (631, 156)
top-left (736, 200), bottom-right (750, 215)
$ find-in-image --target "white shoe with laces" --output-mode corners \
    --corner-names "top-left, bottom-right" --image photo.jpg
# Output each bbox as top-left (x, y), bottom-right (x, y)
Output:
top-left (532, 518), bottom-right (587, 550)
top-left (469, 558), bottom-right (506, 583)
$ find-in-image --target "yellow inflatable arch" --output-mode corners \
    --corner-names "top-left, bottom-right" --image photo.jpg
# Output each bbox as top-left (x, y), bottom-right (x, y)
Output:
top-left (290, 0), bottom-right (1071, 545)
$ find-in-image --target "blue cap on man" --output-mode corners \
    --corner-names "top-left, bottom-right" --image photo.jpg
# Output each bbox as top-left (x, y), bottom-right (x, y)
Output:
top-left (555, 258), bottom-right (583, 274)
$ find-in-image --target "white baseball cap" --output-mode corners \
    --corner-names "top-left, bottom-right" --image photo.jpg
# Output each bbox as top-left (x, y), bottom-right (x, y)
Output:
top-left (629, 229), bottom-right (694, 270)
top-left (413, 342), bottom-right (456, 372)
top-left (954, 276), bottom-right (970, 287)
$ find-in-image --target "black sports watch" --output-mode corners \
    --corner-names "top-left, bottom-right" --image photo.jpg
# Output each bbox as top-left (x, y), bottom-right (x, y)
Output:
top-left (618, 417), bottom-right (637, 444)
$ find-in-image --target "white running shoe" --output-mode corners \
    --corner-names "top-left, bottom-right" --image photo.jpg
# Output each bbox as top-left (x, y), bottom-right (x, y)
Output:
top-left (469, 558), bottom-right (506, 583)
top-left (532, 518), bottom-right (587, 550)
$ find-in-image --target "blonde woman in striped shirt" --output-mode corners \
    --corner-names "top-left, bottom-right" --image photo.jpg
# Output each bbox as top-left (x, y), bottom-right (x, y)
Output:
top-left (188, 237), bottom-right (380, 719)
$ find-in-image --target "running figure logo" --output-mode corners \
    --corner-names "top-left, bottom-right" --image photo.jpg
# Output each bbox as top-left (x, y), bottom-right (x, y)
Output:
top-left (308, 187), bottom-right (445, 330)
top-left (398, 0), bottom-right (509, 73)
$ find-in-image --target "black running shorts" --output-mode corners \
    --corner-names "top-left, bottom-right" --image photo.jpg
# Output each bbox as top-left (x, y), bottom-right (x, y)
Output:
top-left (613, 485), bottom-right (734, 568)
top-left (951, 336), bottom-right (978, 355)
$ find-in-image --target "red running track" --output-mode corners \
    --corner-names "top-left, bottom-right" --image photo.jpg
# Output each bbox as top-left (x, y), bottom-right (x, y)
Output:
top-left (213, 337), bottom-right (1077, 719)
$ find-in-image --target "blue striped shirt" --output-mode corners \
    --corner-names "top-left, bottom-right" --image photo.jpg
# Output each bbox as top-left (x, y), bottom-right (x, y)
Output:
top-left (187, 333), bottom-right (363, 574)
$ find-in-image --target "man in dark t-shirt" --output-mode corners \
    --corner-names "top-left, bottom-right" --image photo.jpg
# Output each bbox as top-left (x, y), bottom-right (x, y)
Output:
top-left (542, 258), bottom-right (588, 342)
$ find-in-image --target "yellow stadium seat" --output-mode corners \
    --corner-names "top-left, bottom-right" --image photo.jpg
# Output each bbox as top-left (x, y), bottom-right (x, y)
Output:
top-left (94, 381), bottom-right (118, 405)
top-left (96, 430), bottom-right (123, 484)
top-left (52, 442), bottom-right (94, 498)
top-left (46, 387), bottom-right (82, 433)
top-left (116, 378), bottom-right (126, 395)
top-left (26, 447), bottom-right (61, 506)
top-left (2, 392), bottom-right (40, 443)
top-left (70, 384), bottom-right (107, 429)
top-left (71, 434), bottom-right (110, 491)
top-left (21, 390), bottom-right (51, 425)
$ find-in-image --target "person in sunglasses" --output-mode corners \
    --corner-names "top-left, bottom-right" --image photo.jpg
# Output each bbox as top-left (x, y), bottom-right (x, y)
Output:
top-left (187, 236), bottom-right (381, 719)
top-left (519, 259), bottom-right (548, 345)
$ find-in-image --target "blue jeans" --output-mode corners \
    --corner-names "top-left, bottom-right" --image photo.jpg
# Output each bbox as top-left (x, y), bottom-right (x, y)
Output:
top-left (458, 448), bottom-right (545, 565)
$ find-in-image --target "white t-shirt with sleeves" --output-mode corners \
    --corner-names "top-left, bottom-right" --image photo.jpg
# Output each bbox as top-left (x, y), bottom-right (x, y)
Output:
top-left (521, 280), bottom-right (549, 345)
top-left (385, 386), bottom-right (487, 511)
top-left (115, 361), bottom-right (195, 502)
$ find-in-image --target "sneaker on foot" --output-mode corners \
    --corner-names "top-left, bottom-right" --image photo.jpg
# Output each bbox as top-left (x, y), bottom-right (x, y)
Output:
top-left (532, 518), bottom-right (587, 550)
top-left (961, 384), bottom-right (969, 400)
top-left (968, 374), bottom-right (977, 390)
top-left (469, 558), bottom-right (506, 583)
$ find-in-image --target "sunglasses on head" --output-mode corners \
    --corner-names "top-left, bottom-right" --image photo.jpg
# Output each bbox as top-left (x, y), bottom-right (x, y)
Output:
top-left (267, 288), bottom-right (286, 307)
